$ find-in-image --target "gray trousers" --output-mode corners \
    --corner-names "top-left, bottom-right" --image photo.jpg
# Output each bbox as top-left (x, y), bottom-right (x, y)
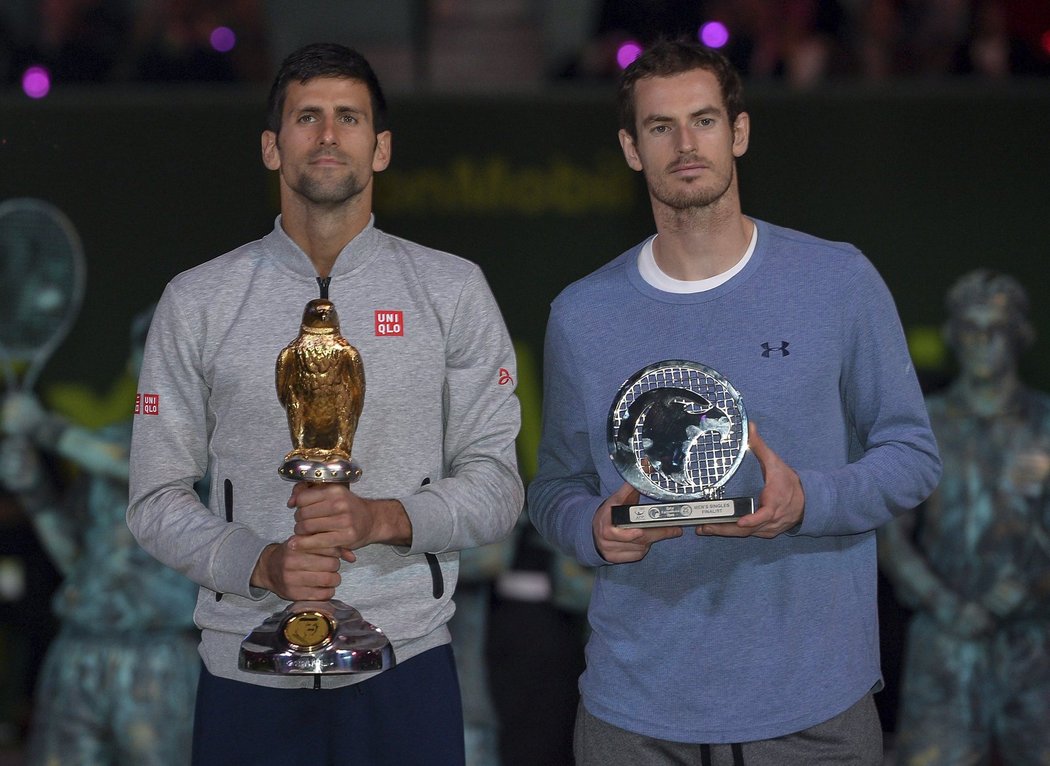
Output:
top-left (574, 691), bottom-right (883, 766)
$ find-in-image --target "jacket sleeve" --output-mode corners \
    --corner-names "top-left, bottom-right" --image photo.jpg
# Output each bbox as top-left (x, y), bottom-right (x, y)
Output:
top-left (127, 285), bottom-right (271, 599)
top-left (526, 309), bottom-right (608, 568)
top-left (398, 266), bottom-right (524, 555)
top-left (793, 259), bottom-right (942, 537)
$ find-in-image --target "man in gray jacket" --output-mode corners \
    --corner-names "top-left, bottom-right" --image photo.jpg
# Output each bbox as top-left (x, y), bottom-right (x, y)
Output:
top-left (128, 43), bottom-right (523, 766)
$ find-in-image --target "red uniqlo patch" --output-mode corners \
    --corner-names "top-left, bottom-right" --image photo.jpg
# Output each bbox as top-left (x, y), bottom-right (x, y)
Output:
top-left (136, 393), bottom-right (160, 415)
top-left (375, 310), bottom-right (404, 336)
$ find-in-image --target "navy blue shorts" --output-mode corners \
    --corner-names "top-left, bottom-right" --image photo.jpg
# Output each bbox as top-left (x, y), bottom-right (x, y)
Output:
top-left (192, 645), bottom-right (465, 766)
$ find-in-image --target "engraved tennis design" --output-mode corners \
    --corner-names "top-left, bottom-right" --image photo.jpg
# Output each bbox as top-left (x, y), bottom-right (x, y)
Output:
top-left (608, 360), bottom-right (748, 502)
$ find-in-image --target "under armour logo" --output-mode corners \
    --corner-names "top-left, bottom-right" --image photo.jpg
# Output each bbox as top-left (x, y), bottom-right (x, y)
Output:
top-left (761, 342), bottom-right (790, 357)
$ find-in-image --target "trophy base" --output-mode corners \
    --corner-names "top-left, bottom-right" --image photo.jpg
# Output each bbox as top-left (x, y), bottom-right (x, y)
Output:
top-left (612, 497), bottom-right (754, 528)
top-left (278, 456), bottom-right (362, 483)
top-left (238, 600), bottom-right (395, 674)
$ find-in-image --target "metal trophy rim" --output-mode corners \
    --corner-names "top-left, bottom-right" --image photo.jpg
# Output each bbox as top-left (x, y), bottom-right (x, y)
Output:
top-left (607, 359), bottom-right (749, 502)
top-left (277, 456), bottom-right (362, 483)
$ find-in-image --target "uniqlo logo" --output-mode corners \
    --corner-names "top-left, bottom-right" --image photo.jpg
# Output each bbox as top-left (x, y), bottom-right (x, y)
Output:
top-left (136, 393), bottom-right (160, 415)
top-left (375, 310), bottom-right (404, 336)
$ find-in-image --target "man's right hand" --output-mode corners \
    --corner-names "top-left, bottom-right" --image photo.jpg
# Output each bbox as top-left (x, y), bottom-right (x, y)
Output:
top-left (593, 482), bottom-right (683, 563)
top-left (250, 540), bottom-right (343, 602)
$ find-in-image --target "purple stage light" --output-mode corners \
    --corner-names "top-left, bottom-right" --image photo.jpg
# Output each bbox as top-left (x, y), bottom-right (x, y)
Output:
top-left (699, 21), bottom-right (730, 49)
top-left (616, 41), bottom-right (643, 69)
top-left (210, 26), bottom-right (236, 53)
top-left (22, 66), bottom-right (51, 99)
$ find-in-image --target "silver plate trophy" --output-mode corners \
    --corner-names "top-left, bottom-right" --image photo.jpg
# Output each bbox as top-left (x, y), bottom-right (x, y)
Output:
top-left (607, 360), bottom-right (754, 528)
top-left (239, 279), bottom-right (394, 675)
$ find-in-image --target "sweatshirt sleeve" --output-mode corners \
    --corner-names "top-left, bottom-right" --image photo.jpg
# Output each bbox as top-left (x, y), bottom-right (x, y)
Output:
top-left (398, 266), bottom-right (524, 555)
top-left (526, 309), bottom-right (608, 568)
top-left (793, 259), bottom-right (942, 537)
top-left (127, 285), bottom-right (272, 599)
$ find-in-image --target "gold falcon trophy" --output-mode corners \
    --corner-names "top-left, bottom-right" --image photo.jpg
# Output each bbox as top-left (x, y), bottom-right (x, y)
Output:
top-left (239, 277), bottom-right (395, 675)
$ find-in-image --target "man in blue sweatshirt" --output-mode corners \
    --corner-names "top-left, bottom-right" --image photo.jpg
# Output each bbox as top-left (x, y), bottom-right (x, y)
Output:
top-left (528, 39), bottom-right (941, 765)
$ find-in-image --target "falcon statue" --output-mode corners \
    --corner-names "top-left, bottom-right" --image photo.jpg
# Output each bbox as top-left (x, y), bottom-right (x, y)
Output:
top-left (276, 298), bottom-right (364, 466)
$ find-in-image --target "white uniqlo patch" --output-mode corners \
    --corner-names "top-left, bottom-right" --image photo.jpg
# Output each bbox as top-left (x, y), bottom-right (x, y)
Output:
top-left (136, 393), bottom-right (160, 415)
top-left (375, 310), bottom-right (404, 336)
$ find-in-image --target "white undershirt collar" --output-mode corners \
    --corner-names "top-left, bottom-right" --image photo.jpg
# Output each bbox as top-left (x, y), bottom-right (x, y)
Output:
top-left (638, 225), bottom-right (757, 293)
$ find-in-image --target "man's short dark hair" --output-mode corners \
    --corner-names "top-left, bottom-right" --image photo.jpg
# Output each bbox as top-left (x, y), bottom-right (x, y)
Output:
top-left (617, 40), bottom-right (744, 139)
top-left (266, 43), bottom-right (388, 135)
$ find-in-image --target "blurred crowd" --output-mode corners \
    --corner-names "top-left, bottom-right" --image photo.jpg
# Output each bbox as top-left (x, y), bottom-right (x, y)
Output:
top-left (0, 0), bottom-right (1047, 92)
top-left (0, 0), bottom-right (271, 86)
top-left (561, 0), bottom-right (1050, 84)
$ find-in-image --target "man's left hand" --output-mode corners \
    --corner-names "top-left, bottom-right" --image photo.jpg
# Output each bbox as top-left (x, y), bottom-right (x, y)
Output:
top-left (697, 422), bottom-right (804, 539)
top-left (288, 483), bottom-right (413, 561)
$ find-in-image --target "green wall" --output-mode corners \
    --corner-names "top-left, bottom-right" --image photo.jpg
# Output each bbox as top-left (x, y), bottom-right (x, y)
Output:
top-left (2, 80), bottom-right (1049, 423)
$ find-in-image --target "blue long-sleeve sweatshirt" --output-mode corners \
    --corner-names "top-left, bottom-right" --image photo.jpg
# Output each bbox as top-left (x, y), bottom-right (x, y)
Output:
top-left (528, 219), bottom-right (941, 743)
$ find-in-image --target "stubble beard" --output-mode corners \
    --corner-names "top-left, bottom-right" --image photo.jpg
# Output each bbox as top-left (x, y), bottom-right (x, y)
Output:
top-left (294, 170), bottom-right (368, 207)
top-left (647, 165), bottom-right (734, 212)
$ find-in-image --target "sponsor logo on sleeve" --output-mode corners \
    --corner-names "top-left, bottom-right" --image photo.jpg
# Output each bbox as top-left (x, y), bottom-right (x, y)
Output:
top-left (135, 393), bottom-right (160, 415)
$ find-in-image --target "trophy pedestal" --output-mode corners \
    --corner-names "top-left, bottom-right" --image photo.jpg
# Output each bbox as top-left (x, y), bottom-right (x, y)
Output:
top-left (239, 600), bottom-right (395, 675)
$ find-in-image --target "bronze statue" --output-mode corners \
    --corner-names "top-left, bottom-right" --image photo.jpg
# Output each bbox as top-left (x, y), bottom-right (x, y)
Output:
top-left (878, 269), bottom-right (1050, 766)
top-left (0, 305), bottom-right (199, 765)
top-left (276, 298), bottom-right (364, 481)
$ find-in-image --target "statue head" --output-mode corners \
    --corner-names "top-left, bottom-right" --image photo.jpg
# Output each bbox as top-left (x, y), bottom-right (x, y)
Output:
top-left (943, 269), bottom-right (1034, 381)
top-left (300, 298), bottom-right (340, 335)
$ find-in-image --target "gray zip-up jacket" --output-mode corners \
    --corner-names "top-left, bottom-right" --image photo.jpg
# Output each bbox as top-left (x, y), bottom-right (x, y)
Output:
top-left (128, 216), bottom-right (523, 687)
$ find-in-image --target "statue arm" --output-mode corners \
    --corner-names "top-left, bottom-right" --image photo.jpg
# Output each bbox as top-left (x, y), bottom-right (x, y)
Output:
top-left (2, 392), bottom-right (128, 480)
top-left (877, 499), bottom-right (994, 636)
top-left (877, 508), bottom-right (946, 611)
top-left (50, 425), bottom-right (129, 480)
top-left (0, 438), bottom-right (80, 576)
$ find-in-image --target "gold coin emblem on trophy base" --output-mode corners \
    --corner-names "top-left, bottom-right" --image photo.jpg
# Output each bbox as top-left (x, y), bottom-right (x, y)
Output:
top-left (281, 610), bottom-right (335, 652)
